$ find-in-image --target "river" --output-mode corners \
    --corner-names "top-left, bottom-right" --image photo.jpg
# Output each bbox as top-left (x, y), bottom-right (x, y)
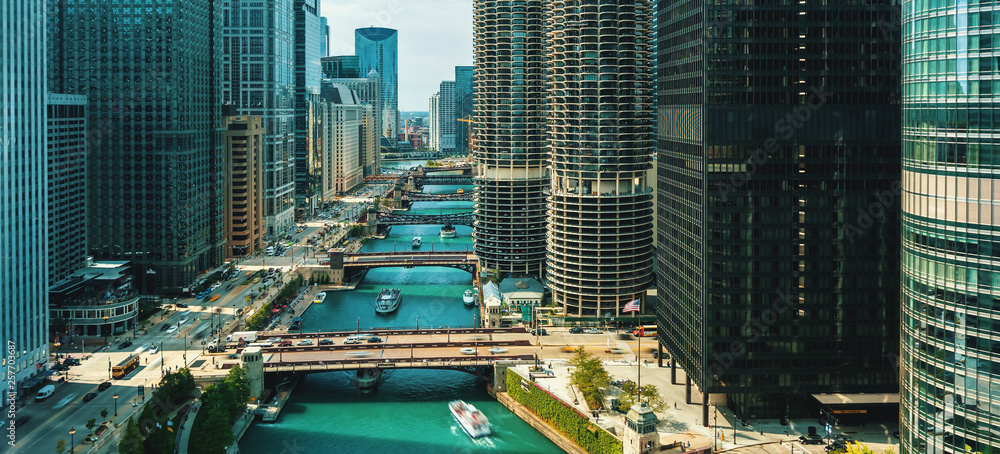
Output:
top-left (238, 161), bottom-right (560, 453)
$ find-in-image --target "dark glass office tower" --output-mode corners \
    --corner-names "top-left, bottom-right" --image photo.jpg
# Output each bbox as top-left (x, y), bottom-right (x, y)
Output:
top-left (356, 27), bottom-right (398, 139)
top-left (294, 0), bottom-right (321, 214)
top-left (900, 2), bottom-right (1000, 452)
top-left (48, 0), bottom-right (225, 292)
top-left (455, 66), bottom-right (474, 156)
top-left (322, 55), bottom-right (361, 79)
top-left (473, 0), bottom-right (548, 278)
top-left (656, 0), bottom-right (901, 420)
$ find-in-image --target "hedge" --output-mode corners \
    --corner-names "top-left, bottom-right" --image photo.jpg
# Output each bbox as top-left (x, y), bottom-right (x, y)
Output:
top-left (506, 370), bottom-right (622, 454)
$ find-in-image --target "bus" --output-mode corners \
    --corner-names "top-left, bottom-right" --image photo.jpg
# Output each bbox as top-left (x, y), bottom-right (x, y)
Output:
top-left (112, 354), bottom-right (140, 379)
top-left (632, 325), bottom-right (657, 337)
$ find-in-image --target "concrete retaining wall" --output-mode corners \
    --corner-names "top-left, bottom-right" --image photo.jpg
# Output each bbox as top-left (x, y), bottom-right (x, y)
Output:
top-left (497, 392), bottom-right (587, 454)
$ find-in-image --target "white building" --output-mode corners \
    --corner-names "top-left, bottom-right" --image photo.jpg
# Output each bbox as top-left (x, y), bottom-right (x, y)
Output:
top-left (499, 278), bottom-right (545, 308)
top-left (319, 84), bottom-right (366, 199)
top-left (323, 70), bottom-right (381, 175)
top-left (429, 92), bottom-right (440, 150)
top-left (429, 81), bottom-right (456, 152)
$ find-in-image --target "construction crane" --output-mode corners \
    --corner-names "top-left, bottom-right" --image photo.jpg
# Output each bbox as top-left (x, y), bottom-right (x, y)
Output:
top-left (457, 115), bottom-right (475, 159)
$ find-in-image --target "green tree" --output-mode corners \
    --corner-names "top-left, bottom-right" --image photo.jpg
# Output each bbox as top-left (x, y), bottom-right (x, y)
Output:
top-left (223, 365), bottom-right (251, 407)
top-left (101, 408), bottom-right (109, 420)
top-left (118, 416), bottom-right (144, 454)
top-left (190, 401), bottom-right (235, 454)
top-left (615, 382), bottom-right (667, 412)
top-left (85, 418), bottom-right (97, 433)
top-left (568, 347), bottom-right (612, 409)
top-left (56, 439), bottom-right (66, 454)
top-left (349, 224), bottom-right (364, 237)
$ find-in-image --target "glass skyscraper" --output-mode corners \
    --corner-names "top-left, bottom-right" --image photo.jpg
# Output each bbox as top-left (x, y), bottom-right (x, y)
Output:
top-left (322, 55), bottom-right (362, 79)
top-left (46, 94), bottom-right (89, 286)
top-left (473, 0), bottom-right (548, 278)
top-left (455, 66), bottom-right (474, 156)
top-left (2, 0), bottom-right (50, 400)
top-left (657, 0), bottom-right (901, 420)
top-left (356, 27), bottom-right (398, 139)
top-left (223, 0), bottom-right (297, 239)
top-left (545, 0), bottom-right (655, 316)
top-left (900, 1), bottom-right (1000, 452)
top-left (48, 0), bottom-right (225, 292)
top-left (295, 0), bottom-right (321, 211)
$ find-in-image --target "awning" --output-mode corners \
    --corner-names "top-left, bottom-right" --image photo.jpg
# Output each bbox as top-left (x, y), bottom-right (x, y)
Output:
top-left (272, 308), bottom-right (280, 313)
top-left (20, 376), bottom-right (44, 389)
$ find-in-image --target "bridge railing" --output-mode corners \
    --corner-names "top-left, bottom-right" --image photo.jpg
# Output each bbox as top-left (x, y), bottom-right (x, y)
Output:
top-left (262, 355), bottom-right (536, 371)
top-left (259, 325), bottom-right (526, 337)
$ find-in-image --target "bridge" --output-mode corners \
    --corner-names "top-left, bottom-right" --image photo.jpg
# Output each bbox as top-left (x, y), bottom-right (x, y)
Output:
top-left (376, 211), bottom-right (473, 226)
top-left (413, 174), bottom-right (474, 185)
top-left (399, 191), bottom-right (474, 202)
top-left (344, 251), bottom-right (478, 273)
top-left (383, 164), bottom-right (473, 173)
top-left (247, 327), bottom-right (536, 379)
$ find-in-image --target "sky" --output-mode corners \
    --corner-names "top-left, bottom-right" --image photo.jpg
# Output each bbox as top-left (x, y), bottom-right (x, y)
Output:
top-left (321, 0), bottom-right (474, 112)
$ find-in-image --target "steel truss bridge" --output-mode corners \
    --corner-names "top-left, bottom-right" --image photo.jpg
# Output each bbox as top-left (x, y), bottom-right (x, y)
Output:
top-left (376, 211), bottom-right (473, 226)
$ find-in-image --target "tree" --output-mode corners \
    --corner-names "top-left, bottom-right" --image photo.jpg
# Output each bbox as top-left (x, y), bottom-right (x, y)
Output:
top-left (223, 365), bottom-right (251, 407)
top-left (568, 347), bottom-right (612, 409)
top-left (55, 439), bottom-right (66, 454)
top-left (101, 408), bottom-right (109, 420)
top-left (190, 401), bottom-right (235, 454)
top-left (86, 418), bottom-right (97, 433)
top-left (118, 416), bottom-right (144, 454)
top-left (615, 382), bottom-right (667, 412)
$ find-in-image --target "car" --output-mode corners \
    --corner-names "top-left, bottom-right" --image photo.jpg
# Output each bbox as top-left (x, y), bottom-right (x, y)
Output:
top-left (82, 392), bottom-right (98, 403)
top-left (117, 340), bottom-right (133, 349)
top-left (98, 381), bottom-right (112, 392)
top-left (178, 317), bottom-right (189, 325)
top-left (296, 339), bottom-right (313, 346)
top-left (278, 340), bottom-right (292, 347)
top-left (489, 347), bottom-right (508, 354)
top-left (267, 337), bottom-right (282, 343)
top-left (831, 435), bottom-right (855, 443)
top-left (651, 350), bottom-right (669, 359)
top-left (166, 325), bottom-right (178, 334)
top-left (347, 351), bottom-right (372, 358)
top-left (568, 327), bottom-right (583, 334)
top-left (160, 324), bottom-right (171, 331)
top-left (367, 336), bottom-right (382, 343)
top-left (63, 358), bottom-right (81, 366)
top-left (799, 435), bottom-right (825, 445)
top-left (531, 329), bottom-right (548, 336)
top-left (319, 339), bottom-right (334, 345)
top-left (460, 348), bottom-right (476, 355)
top-left (175, 302), bottom-right (188, 308)
top-left (344, 337), bottom-right (362, 344)
top-left (826, 442), bottom-right (848, 453)
top-left (51, 363), bottom-right (67, 371)
top-left (584, 328), bottom-right (602, 334)
top-left (605, 347), bottom-right (625, 354)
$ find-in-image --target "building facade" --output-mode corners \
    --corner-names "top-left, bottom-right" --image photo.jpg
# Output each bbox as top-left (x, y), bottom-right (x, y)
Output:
top-left (322, 55), bottom-right (361, 79)
top-left (49, 260), bottom-right (140, 340)
top-left (429, 92), bottom-right (440, 151)
top-left (320, 16), bottom-right (329, 58)
top-left (46, 93), bottom-right (89, 286)
top-left (473, 0), bottom-right (548, 278)
top-left (656, 0), bottom-right (902, 420)
top-left (223, 113), bottom-right (265, 258)
top-left (2, 0), bottom-right (50, 400)
top-left (324, 71), bottom-right (382, 175)
top-left (900, 1), bottom-right (1000, 452)
top-left (356, 27), bottom-right (398, 139)
top-left (436, 81), bottom-right (457, 153)
top-left (294, 0), bottom-right (322, 219)
top-left (319, 83), bottom-right (366, 199)
top-left (545, 0), bottom-right (655, 316)
top-left (48, 0), bottom-right (226, 292)
top-left (222, 0), bottom-right (296, 240)
top-left (455, 66), bottom-right (474, 156)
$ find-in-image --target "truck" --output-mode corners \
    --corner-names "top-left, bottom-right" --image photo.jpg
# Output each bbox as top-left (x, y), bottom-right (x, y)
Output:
top-left (227, 331), bottom-right (257, 343)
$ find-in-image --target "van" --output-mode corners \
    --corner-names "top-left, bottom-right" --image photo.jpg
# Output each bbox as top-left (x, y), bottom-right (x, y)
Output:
top-left (36, 385), bottom-right (55, 401)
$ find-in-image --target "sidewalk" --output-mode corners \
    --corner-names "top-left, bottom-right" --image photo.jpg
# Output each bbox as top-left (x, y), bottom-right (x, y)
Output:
top-left (176, 401), bottom-right (201, 453)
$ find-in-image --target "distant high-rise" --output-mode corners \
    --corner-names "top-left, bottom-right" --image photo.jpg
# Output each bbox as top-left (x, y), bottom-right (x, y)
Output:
top-left (324, 71), bottom-right (382, 175)
top-left (430, 81), bottom-right (456, 153)
top-left (900, 2), bottom-right (1000, 452)
top-left (545, 0), bottom-right (655, 316)
top-left (295, 0), bottom-right (322, 217)
top-left (46, 94), bottom-right (89, 286)
top-left (356, 27), bottom-right (398, 139)
top-left (2, 0), bottom-right (50, 399)
top-left (322, 55), bottom-right (362, 79)
top-left (657, 0), bottom-right (901, 420)
top-left (455, 66), bottom-right (474, 156)
top-left (48, 0), bottom-right (225, 292)
top-left (318, 83), bottom-right (367, 197)
top-left (223, 113), bottom-right (265, 258)
top-left (320, 16), bottom-right (330, 58)
top-left (222, 0), bottom-right (297, 240)
top-left (472, 0), bottom-right (548, 278)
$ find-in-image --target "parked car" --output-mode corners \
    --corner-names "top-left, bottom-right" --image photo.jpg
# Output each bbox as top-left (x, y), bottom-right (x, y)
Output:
top-left (82, 392), bottom-right (98, 403)
top-left (98, 381), bottom-right (112, 391)
top-left (319, 339), bottom-right (334, 346)
top-left (296, 339), bottom-right (313, 346)
top-left (367, 336), bottom-right (382, 343)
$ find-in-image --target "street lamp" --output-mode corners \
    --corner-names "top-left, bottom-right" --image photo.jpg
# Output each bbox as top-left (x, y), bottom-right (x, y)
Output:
top-left (102, 316), bottom-right (109, 346)
top-left (69, 428), bottom-right (76, 453)
top-left (113, 394), bottom-right (119, 416)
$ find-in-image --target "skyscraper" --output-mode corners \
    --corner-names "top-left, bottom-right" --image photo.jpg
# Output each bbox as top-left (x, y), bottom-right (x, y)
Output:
top-left (429, 92), bottom-right (440, 151)
top-left (455, 66), bottom-right (474, 156)
top-left (48, 0), bottom-right (225, 292)
top-left (900, 3), bottom-right (1000, 452)
top-left (356, 27), bottom-right (398, 139)
top-left (46, 94), bottom-right (88, 286)
top-left (322, 55), bottom-right (362, 79)
top-left (431, 81), bottom-right (457, 153)
top-left (222, 0), bottom-right (296, 240)
top-left (223, 112), bottom-right (265, 258)
top-left (294, 0), bottom-right (322, 216)
top-left (657, 0), bottom-right (901, 420)
top-left (318, 83), bottom-right (366, 198)
top-left (324, 71), bottom-right (382, 175)
top-left (545, 0), bottom-right (655, 316)
top-left (2, 0), bottom-right (50, 399)
top-left (320, 16), bottom-right (330, 58)
top-left (473, 0), bottom-right (548, 278)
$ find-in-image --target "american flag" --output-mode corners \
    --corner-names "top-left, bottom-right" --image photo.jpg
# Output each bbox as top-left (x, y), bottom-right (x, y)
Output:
top-left (622, 299), bottom-right (640, 313)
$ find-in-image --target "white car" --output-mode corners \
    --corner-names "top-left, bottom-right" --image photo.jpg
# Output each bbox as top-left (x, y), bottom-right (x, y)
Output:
top-left (147, 344), bottom-right (158, 354)
top-left (166, 325), bottom-right (178, 334)
top-left (296, 339), bottom-right (313, 346)
top-left (489, 347), bottom-right (508, 354)
top-left (347, 351), bottom-right (372, 358)
top-left (460, 348), bottom-right (476, 355)
top-left (584, 328), bottom-right (602, 334)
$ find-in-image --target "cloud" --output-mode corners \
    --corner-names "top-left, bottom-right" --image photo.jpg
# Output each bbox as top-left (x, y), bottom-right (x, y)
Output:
top-left (322, 0), bottom-right (473, 111)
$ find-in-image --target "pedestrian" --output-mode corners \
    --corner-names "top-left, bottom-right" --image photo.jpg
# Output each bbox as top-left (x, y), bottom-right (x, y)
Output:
top-left (675, 401), bottom-right (678, 409)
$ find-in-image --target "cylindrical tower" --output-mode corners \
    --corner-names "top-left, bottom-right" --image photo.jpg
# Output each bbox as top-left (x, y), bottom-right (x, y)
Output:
top-left (545, 0), bottom-right (655, 316)
top-left (473, 0), bottom-right (548, 278)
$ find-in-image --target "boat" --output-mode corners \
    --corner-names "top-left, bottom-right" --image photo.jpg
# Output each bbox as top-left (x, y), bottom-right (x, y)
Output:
top-left (313, 292), bottom-right (326, 304)
top-left (354, 368), bottom-right (382, 395)
top-left (440, 224), bottom-right (457, 238)
top-left (449, 400), bottom-right (491, 438)
top-left (375, 288), bottom-right (402, 315)
top-left (463, 289), bottom-right (476, 306)
top-left (412, 236), bottom-right (422, 248)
